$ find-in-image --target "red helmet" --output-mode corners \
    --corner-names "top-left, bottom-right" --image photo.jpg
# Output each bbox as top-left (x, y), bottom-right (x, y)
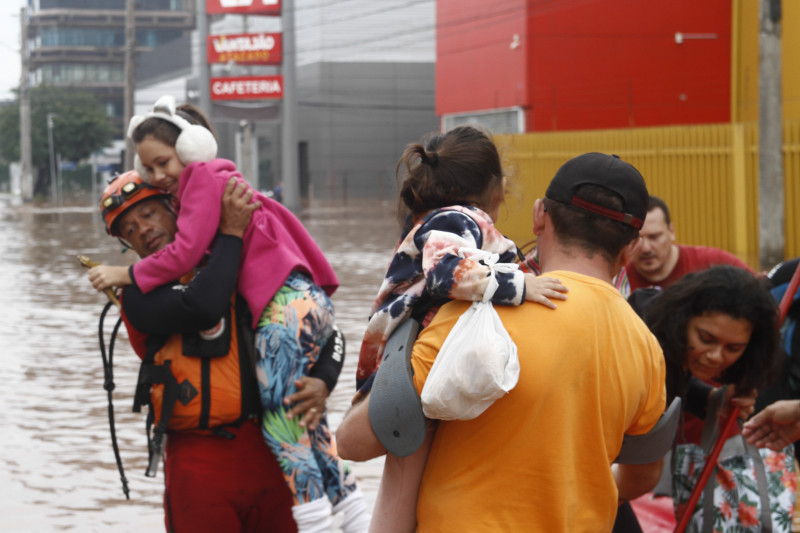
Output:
top-left (100, 170), bottom-right (170, 236)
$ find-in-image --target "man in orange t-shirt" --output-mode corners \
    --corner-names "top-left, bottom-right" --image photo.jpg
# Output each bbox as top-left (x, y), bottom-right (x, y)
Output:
top-left (338, 153), bottom-right (668, 532)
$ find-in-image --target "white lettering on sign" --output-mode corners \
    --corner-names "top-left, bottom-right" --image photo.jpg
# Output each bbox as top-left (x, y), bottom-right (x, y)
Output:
top-left (219, 0), bottom-right (277, 5)
top-left (212, 34), bottom-right (275, 53)
top-left (212, 79), bottom-right (282, 96)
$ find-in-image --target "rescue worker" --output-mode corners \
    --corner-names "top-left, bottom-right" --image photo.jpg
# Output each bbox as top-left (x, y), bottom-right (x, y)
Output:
top-left (92, 171), bottom-right (343, 532)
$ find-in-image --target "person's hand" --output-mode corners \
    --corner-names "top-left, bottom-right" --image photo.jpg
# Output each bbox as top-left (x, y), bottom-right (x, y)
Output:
top-left (219, 177), bottom-right (260, 238)
top-left (284, 376), bottom-right (328, 431)
top-left (88, 265), bottom-right (132, 291)
top-left (523, 273), bottom-right (568, 309)
top-left (719, 385), bottom-right (757, 420)
top-left (742, 400), bottom-right (800, 450)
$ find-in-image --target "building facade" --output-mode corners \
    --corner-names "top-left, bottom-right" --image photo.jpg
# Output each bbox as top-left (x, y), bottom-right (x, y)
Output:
top-left (436, 0), bottom-right (800, 133)
top-left (135, 0), bottom-right (438, 200)
top-left (26, 0), bottom-right (196, 137)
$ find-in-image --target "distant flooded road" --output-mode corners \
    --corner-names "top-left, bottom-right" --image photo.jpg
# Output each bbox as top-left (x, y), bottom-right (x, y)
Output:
top-left (0, 194), bottom-right (399, 531)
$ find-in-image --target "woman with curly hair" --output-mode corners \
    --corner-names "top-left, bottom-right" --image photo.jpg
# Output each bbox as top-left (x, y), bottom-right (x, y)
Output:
top-left (624, 265), bottom-right (794, 532)
top-left (644, 265), bottom-right (781, 406)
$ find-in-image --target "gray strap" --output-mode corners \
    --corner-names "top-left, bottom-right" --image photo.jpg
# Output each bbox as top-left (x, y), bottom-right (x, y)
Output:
top-left (702, 468), bottom-right (715, 533)
top-left (368, 319), bottom-right (427, 457)
top-left (615, 396), bottom-right (681, 464)
top-left (747, 439), bottom-right (773, 532)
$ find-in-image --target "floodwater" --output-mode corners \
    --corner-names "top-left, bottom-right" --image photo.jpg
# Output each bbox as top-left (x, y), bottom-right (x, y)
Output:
top-left (0, 194), bottom-right (400, 532)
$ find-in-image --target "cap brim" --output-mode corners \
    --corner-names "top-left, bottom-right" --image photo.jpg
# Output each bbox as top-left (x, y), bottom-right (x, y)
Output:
top-left (368, 319), bottom-right (427, 457)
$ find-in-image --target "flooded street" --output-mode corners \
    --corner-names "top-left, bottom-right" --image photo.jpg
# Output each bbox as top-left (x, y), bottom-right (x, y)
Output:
top-left (0, 194), bottom-right (400, 531)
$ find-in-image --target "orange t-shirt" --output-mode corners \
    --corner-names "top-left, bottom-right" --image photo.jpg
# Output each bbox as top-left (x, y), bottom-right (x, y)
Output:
top-left (411, 271), bottom-right (666, 532)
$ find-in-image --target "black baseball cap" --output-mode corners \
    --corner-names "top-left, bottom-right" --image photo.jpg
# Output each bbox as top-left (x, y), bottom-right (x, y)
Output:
top-left (545, 153), bottom-right (648, 229)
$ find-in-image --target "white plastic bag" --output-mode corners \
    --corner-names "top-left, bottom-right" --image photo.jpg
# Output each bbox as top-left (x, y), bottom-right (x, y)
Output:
top-left (420, 249), bottom-right (520, 420)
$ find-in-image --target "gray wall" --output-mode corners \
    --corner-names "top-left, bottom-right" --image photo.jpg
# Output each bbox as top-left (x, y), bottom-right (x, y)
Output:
top-left (295, 62), bottom-right (438, 201)
top-left (137, 59), bottom-right (437, 201)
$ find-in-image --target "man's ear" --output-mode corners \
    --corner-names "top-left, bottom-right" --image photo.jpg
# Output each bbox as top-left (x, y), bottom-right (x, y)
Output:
top-left (618, 237), bottom-right (640, 268)
top-left (533, 199), bottom-right (546, 235)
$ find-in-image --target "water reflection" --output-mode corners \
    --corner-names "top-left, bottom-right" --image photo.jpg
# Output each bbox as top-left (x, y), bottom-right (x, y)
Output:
top-left (0, 194), bottom-right (399, 531)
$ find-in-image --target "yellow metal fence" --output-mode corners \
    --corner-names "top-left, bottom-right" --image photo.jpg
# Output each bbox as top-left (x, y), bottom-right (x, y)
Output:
top-left (496, 121), bottom-right (800, 269)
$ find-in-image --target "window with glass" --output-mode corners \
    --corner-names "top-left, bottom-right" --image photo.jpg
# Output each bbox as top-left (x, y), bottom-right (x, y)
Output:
top-left (37, 63), bottom-right (124, 84)
top-left (40, 28), bottom-right (124, 47)
top-left (40, 0), bottom-right (185, 11)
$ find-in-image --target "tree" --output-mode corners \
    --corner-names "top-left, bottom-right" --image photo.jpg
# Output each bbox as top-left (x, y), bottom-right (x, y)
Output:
top-left (0, 85), bottom-right (114, 197)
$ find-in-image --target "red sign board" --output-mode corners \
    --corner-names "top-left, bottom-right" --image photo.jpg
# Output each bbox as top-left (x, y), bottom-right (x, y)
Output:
top-left (207, 33), bottom-right (282, 65)
top-left (210, 76), bottom-right (284, 101)
top-left (206, 0), bottom-right (281, 15)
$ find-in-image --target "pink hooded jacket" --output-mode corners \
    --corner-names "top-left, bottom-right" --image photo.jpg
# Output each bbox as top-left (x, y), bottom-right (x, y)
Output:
top-left (130, 159), bottom-right (339, 328)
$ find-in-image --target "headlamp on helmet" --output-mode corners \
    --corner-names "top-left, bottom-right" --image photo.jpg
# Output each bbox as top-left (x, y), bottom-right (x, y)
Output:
top-left (100, 170), bottom-right (168, 236)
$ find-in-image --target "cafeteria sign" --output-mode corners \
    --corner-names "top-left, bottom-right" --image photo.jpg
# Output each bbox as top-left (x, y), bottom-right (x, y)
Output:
top-left (206, 0), bottom-right (281, 15)
top-left (211, 76), bottom-right (284, 100)
top-left (208, 33), bottom-right (282, 65)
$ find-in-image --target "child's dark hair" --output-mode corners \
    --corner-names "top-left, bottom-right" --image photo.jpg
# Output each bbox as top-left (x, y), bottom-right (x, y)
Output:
top-left (130, 103), bottom-right (216, 148)
top-left (396, 125), bottom-right (504, 221)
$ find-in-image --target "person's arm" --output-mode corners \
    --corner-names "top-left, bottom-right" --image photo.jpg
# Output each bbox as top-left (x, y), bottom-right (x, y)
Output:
top-left (613, 332), bottom-right (668, 502)
top-left (123, 234), bottom-right (242, 334)
top-left (124, 176), bottom-right (254, 334)
top-left (417, 210), bottom-right (516, 303)
top-left (742, 399), bottom-right (800, 450)
top-left (131, 163), bottom-right (234, 293)
top-left (417, 210), bottom-right (566, 307)
top-left (336, 393), bottom-right (387, 461)
top-left (613, 460), bottom-right (664, 502)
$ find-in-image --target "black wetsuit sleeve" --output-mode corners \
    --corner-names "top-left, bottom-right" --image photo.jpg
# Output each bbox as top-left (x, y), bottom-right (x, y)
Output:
top-left (122, 234), bottom-right (243, 335)
top-left (308, 328), bottom-right (345, 393)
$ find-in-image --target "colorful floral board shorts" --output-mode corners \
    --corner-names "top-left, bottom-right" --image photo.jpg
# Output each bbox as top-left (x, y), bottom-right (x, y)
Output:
top-left (255, 271), bottom-right (357, 506)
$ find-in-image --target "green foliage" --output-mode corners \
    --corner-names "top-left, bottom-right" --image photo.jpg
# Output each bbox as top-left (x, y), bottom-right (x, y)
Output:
top-left (0, 85), bottom-right (114, 193)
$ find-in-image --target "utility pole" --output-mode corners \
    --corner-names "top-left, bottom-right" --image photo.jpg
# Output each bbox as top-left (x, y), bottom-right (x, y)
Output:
top-left (758, 0), bottom-right (784, 269)
top-left (196, 0), bottom-right (212, 119)
top-left (281, 0), bottom-right (300, 212)
top-left (47, 113), bottom-right (56, 204)
top-left (19, 8), bottom-right (33, 202)
top-left (123, 0), bottom-right (135, 171)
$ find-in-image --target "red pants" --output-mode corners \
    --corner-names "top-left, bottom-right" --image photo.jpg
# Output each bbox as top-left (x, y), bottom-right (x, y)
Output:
top-left (164, 419), bottom-right (297, 533)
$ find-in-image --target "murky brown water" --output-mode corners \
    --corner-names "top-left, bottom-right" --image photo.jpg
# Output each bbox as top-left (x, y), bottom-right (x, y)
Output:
top-left (0, 194), bottom-right (400, 531)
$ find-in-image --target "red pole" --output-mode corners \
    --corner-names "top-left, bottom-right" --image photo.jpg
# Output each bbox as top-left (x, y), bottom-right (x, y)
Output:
top-left (778, 263), bottom-right (800, 325)
top-left (674, 264), bottom-right (800, 533)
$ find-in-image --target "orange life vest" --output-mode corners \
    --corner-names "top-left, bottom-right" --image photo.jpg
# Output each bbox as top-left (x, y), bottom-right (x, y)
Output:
top-left (133, 294), bottom-right (260, 437)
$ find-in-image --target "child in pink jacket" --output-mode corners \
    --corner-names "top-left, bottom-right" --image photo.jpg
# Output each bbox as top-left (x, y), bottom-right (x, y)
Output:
top-left (90, 95), bottom-right (369, 533)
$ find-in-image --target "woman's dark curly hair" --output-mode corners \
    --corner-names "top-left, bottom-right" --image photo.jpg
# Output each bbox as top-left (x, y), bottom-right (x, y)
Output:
top-left (644, 265), bottom-right (781, 400)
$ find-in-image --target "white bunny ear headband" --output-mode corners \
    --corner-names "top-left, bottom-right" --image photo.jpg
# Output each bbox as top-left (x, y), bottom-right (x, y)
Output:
top-left (128, 95), bottom-right (218, 182)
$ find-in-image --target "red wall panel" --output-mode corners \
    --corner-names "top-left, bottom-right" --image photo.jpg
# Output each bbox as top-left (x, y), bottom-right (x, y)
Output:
top-left (437, 0), bottom-right (732, 131)
top-left (436, 0), bottom-right (529, 117)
